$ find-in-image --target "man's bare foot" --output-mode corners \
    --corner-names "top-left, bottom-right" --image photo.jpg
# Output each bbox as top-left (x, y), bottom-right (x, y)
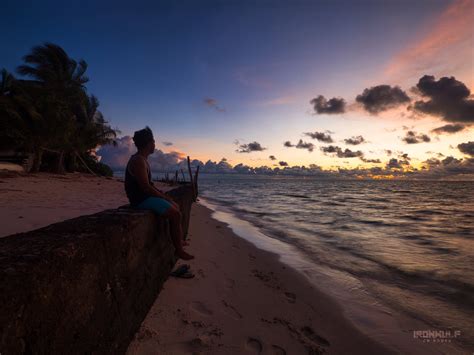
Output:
top-left (176, 249), bottom-right (194, 260)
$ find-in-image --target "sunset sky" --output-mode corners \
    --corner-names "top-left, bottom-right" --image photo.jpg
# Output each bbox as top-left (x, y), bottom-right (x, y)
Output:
top-left (2, 0), bottom-right (473, 175)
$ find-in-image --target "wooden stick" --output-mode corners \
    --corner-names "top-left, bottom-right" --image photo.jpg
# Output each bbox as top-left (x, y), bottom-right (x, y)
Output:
top-left (187, 156), bottom-right (196, 201)
top-left (194, 165), bottom-right (200, 199)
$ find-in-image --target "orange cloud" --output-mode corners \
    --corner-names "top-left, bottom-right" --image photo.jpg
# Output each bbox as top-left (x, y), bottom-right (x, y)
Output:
top-left (384, 0), bottom-right (473, 86)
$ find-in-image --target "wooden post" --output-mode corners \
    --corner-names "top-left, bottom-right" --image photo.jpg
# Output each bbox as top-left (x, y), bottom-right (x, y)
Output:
top-left (194, 165), bottom-right (200, 199)
top-left (187, 156), bottom-right (196, 201)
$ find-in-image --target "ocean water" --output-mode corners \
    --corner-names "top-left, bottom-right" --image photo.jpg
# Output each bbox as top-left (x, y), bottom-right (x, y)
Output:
top-left (195, 174), bottom-right (474, 350)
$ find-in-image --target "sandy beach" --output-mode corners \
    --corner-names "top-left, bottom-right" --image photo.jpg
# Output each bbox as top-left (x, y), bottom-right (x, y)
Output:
top-left (0, 172), bottom-right (128, 238)
top-left (0, 172), bottom-right (169, 238)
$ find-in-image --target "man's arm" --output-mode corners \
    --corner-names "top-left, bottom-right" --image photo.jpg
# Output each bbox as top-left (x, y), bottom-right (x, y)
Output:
top-left (129, 157), bottom-right (177, 206)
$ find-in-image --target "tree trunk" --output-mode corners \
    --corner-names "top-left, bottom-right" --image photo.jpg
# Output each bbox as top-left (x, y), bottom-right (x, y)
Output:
top-left (53, 151), bottom-right (66, 174)
top-left (67, 151), bottom-right (77, 172)
top-left (31, 149), bottom-right (43, 173)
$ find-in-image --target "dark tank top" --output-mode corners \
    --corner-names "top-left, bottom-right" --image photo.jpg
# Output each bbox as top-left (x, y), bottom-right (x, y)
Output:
top-left (124, 154), bottom-right (153, 206)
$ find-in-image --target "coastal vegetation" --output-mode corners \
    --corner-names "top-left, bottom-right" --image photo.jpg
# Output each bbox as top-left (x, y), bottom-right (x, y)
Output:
top-left (0, 43), bottom-right (118, 175)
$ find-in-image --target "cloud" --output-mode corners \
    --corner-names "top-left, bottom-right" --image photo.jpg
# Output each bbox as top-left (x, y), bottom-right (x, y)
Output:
top-left (304, 131), bottom-right (333, 143)
top-left (295, 140), bottom-right (315, 152)
top-left (203, 97), bottom-right (226, 112)
top-left (320, 145), bottom-right (364, 158)
top-left (458, 141), bottom-right (474, 156)
top-left (96, 135), bottom-right (186, 171)
top-left (360, 157), bottom-right (381, 163)
top-left (344, 135), bottom-right (366, 145)
top-left (269, 155), bottom-right (277, 161)
top-left (96, 136), bottom-right (135, 170)
top-left (412, 75), bottom-right (474, 123)
top-left (284, 139), bottom-right (315, 152)
top-left (148, 150), bottom-right (185, 171)
top-left (401, 131), bottom-right (431, 144)
top-left (431, 124), bottom-right (466, 134)
top-left (310, 95), bottom-right (346, 114)
top-left (162, 141), bottom-right (173, 146)
top-left (356, 85), bottom-right (410, 114)
top-left (279, 161), bottom-right (288, 167)
top-left (236, 141), bottom-right (267, 153)
top-left (385, 149), bottom-right (393, 156)
top-left (386, 158), bottom-right (410, 170)
top-left (419, 155), bottom-right (474, 178)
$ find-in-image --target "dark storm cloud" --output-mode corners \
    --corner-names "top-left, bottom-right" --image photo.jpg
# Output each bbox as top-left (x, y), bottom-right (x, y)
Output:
top-left (401, 131), bottom-right (431, 144)
top-left (458, 141), bottom-right (474, 157)
top-left (203, 97), bottom-right (226, 112)
top-left (412, 75), bottom-right (474, 123)
top-left (344, 135), bottom-right (366, 145)
top-left (279, 161), bottom-right (288, 166)
top-left (269, 155), bottom-right (277, 160)
top-left (310, 95), bottom-right (346, 114)
top-left (320, 145), bottom-right (363, 158)
top-left (283, 141), bottom-right (294, 148)
top-left (356, 85), bottom-right (410, 114)
top-left (296, 139), bottom-right (315, 152)
top-left (304, 131), bottom-right (334, 143)
top-left (431, 124), bottom-right (466, 134)
top-left (162, 141), bottom-right (173, 146)
top-left (236, 141), bottom-right (267, 153)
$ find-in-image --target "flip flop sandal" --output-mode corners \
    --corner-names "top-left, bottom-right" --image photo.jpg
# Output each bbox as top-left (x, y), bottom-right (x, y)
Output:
top-left (176, 271), bottom-right (195, 279)
top-left (170, 264), bottom-right (190, 277)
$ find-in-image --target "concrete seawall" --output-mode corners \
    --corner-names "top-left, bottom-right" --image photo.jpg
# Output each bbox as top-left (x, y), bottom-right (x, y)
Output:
top-left (0, 184), bottom-right (194, 354)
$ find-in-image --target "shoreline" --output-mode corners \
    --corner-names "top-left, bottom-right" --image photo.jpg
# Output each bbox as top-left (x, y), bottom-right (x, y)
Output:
top-left (196, 197), bottom-right (468, 354)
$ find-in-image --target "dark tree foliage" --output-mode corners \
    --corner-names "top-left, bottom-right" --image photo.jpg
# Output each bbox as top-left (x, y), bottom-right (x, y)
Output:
top-left (0, 43), bottom-right (118, 174)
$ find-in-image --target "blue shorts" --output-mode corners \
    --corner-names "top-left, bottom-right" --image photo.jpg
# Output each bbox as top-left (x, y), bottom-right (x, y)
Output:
top-left (136, 197), bottom-right (172, 215)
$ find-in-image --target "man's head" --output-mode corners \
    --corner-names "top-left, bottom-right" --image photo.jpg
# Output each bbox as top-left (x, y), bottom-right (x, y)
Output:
top-left (133, 126), bottom-right (155, 155)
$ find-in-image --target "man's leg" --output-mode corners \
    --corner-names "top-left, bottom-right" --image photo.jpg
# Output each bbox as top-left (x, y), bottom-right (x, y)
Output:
top-left (137, 197), bottom-right (194, 260)
top-left (163, 206), bottom-right (194, 260)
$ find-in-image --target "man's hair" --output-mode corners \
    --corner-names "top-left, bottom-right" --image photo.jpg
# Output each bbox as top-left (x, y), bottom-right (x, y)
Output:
top-left (133, 126), bottom-right (154, 149)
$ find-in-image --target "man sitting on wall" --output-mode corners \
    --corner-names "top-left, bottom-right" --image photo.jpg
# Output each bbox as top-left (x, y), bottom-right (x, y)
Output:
top-left (125, 126), bottom-right (194, 260)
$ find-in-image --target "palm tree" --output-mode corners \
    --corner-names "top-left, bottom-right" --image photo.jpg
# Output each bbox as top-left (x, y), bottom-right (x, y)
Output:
top-left (0, 70), bottom-right (51, 171)
top-left (16, 43), bottom-right (89, 173)
top-left (68, 93), bottom-right (119, 171)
